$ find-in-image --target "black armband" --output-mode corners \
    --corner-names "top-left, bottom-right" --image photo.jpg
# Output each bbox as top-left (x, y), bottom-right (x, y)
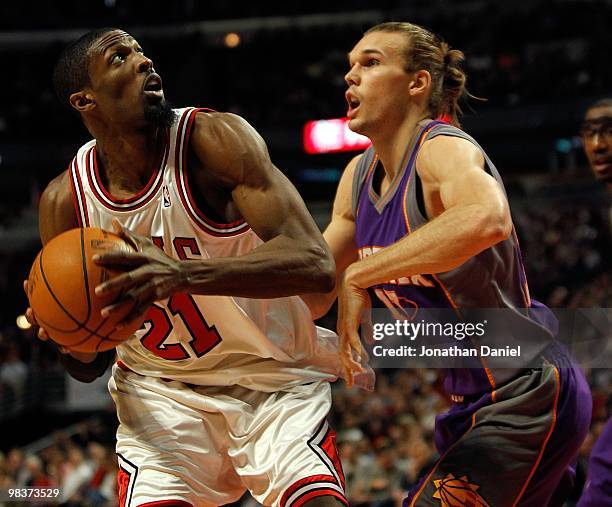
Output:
top-left (59, 350), bottom-right (115, 383)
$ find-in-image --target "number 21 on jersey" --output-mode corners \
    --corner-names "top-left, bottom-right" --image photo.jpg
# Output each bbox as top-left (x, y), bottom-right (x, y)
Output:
top-left (139, 236), bottom-right (222, 360)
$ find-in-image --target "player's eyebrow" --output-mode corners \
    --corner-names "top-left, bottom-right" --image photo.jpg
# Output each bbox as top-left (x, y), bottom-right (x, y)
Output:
top-left (347, 48), bottom-right (384, 62)
top-left (94, 31), bottom-right (134, 55)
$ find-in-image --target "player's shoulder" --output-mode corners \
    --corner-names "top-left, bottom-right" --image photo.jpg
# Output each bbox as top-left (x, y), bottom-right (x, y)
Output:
top-left (39, 168), bottom-right (79, 242)
top-left (188, 111), bottom-right (270, 187)
top-left (418, 129), bottom-right (484, 173)
top-left (192, 111), bottom-right (262, 148)
top-left (421, 129), bottom-right (477, 152)
top-left (41, 169), bottom-right (72, 208)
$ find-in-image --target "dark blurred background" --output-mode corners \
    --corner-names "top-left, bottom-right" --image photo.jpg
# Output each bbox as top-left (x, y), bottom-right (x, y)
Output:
top-left (0, 1), bottom-right (610, 506)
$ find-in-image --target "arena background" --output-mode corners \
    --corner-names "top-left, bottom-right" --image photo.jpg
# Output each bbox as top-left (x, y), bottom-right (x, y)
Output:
top-left (0, 1), bottom-right (610, 505)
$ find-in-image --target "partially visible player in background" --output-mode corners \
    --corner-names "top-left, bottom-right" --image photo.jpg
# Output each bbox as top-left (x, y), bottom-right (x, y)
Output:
top-left (577, 97), bottom-right (612, 507)
top-left (25, 27), bottom-right (373, 507)
top-left (581, 98), bottom-right (612, 191)
top-left (303, 21), bottom-right (592, 506)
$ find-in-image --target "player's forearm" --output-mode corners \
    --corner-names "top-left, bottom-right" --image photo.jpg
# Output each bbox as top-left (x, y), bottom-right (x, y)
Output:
top-left (180, 236), bottom-right (335, 298)
top-left (346, 204), bottom-right (511, 289)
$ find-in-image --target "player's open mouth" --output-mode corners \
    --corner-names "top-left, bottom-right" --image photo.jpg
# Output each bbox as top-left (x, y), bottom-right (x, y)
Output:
top-left (143, 74), bottom-right (164, 99)
top-left (346, 93), bottom-right (360, 117)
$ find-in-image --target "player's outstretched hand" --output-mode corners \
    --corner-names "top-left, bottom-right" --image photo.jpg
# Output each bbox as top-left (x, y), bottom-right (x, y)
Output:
top-left (23, 280), bottom-right (97, 363)
top-left (93, 220), bottom-right (185, 327)
top-left (337, 270), bottom-right (371, 388)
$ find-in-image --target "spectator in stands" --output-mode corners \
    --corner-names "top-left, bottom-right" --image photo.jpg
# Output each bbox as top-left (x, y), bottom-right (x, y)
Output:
top-left (83, 442), bottom-right (117, 507)
top-left (0, 341), bottom-right (29, 409)
top-left (60, 445), bottom-right (94, 504)
top-left (4, 448), bottom-right (27, 486)
top-left (352, 438), bottom-right (404, 507)
top-left (23, 454), bottom-right (52, 487)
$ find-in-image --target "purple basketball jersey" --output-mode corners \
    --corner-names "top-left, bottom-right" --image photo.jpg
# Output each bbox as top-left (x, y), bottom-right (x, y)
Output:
top-left (352, 120), bottom-right (558, 396)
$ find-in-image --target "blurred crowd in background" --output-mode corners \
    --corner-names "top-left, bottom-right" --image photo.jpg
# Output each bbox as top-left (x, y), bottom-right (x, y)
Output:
top-left (0, 1), bottom-right (610, 506)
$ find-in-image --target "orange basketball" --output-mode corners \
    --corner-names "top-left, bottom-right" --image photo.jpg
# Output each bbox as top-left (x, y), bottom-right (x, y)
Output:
top-left (27, 227), bottom-right (145, 353)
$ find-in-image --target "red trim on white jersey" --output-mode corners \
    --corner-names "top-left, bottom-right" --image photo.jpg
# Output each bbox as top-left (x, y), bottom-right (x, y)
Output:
top-left (280, 421), bottom-right (348, 507)
top-left (290, 487), bottom-right (348, 507)
top-left (86, 130), bottom-right (169, 212)
top-left (69, 157), bottom-right (90, 226)
top-left (174, 108), bottom-right (250, 237)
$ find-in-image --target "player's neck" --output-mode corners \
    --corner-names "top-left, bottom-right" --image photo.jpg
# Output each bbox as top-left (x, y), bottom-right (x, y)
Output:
top-left (94, 127), bottom-right (165, 196)
top-left (372, 109), bottom-right (430, 181)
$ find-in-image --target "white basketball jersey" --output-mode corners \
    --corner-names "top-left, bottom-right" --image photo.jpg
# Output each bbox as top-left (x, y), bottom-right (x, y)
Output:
top-left (68, 107), bottom-right (364, 391)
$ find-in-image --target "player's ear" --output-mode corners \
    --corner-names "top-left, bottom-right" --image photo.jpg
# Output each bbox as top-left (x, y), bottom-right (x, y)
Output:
top-left (69, 90), bottom-right (95, 113)
top-left (408, 70), bottom-right (431, 97)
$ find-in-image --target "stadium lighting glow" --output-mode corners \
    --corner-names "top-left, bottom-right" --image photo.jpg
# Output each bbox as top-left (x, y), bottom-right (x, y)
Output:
top-left (303, 118), bottom-right (371, 154)
top-left (224, 32), bottom-right (241, 48)
top-left (16, 314), bottom-right (31, 330)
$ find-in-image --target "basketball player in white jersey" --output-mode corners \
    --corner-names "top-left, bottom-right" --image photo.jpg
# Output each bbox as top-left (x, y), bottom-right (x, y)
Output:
top-left (25, 28), bottom-right (373, 507)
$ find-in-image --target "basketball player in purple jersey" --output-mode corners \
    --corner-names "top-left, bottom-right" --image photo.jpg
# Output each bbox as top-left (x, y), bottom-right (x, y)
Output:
top-left (304, 22), bottom-right (592, 506)
top-left (577, 98), bottom-right (612, 506)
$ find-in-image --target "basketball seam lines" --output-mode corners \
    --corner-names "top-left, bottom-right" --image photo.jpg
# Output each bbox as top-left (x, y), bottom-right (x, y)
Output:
top-left (37, 231), bottom-right (123, 346)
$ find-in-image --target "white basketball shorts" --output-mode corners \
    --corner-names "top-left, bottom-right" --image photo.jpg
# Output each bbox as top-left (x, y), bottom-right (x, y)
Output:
top-left (109, 362), bottom-right (347, 507)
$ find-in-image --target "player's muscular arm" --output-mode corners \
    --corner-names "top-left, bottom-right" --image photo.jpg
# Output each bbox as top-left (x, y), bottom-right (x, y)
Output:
top-left (181, 112), bottom-right (335, 296)
top-left (301, 155), bottom-right (360, 319)
top-left (30, 171), bottom-right (114, 382)
top-left (344, 135), bottom-right (512, 289)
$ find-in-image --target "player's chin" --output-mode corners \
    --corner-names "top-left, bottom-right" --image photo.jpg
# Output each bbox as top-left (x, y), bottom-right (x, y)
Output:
top-left (143, 98), bottom-right (175, 129)
top-left (347, 117), bottom-right (366, 135)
